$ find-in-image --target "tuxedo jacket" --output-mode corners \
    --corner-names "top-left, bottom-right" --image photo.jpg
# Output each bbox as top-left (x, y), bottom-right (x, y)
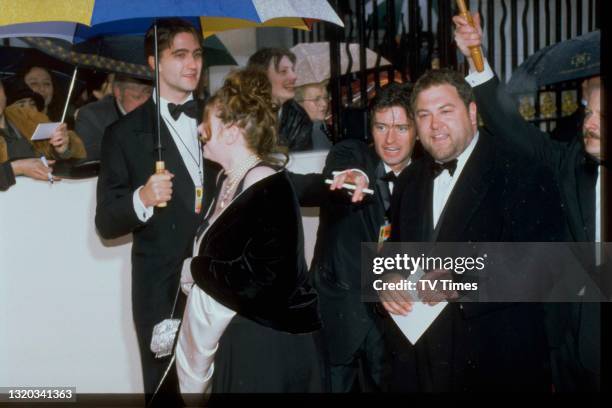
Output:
top-left (95, 98), bottom-right (219, 330)
top-left (387, 130), bottom-right (565, 391)
top-left (473, 76), bottom-right (595, 243)
top-left (309, 139), bottom-right (391, 362)
top-left (75, 95), bottom-right (122, 161)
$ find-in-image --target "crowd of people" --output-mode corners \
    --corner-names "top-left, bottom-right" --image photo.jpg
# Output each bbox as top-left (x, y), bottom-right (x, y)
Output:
top-left (1, 12), bottom-right (604, 404)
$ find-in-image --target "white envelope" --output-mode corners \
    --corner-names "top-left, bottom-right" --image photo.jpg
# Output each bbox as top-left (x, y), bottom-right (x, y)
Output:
top-left (31, 122), bottom-right (62, 141)
top-left (388, 266), bottom-right (447, 345)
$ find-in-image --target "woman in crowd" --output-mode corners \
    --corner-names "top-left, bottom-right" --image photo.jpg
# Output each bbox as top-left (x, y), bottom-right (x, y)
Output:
top-left (0, 77), bottom-right (86, 163)
top-left (247, 48), bottom-right (313, 151)
top-left (161, 67), bottom-right (323, 401)
top-left (21, 64), bottom-right (71, 124)
top-left (295, 81), bottom-right (333, 150)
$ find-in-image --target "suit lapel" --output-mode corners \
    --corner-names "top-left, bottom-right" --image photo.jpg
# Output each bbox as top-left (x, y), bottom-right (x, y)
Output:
top-left (435, 133), bottom-right (493, 241)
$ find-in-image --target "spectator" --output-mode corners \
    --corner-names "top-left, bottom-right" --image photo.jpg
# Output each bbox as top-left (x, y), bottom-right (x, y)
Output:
top-left (247, 47), bottom-right (313, 151)
top-left (0, 77), bottom-right (86, 162)
top-left (76, 74), bottom-right (152, 160)
top-left (295, 81), bottom-right (333, 150)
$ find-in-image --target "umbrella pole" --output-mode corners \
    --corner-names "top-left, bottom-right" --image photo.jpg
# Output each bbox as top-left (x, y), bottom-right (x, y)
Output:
top-left (60, 66), bottom-right (78, 123)
top-left (153, 21), bottom-right (167, 207)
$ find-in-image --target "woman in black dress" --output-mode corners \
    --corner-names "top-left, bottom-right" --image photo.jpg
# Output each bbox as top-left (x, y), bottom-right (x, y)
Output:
top-left (174, 67), bottom-right (323, 400)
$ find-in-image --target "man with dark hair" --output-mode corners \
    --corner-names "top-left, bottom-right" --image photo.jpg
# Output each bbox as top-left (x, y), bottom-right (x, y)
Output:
top-left (76, 75), bottom-right (152, 160)
top-left (311, 82), bottom-right (416, 392)
top-left (247, 47), bottom-right (313, 151)
top-left (381, 68), bottom-right (565, 391)
top-left (95, 18), bottom-right (218, 400)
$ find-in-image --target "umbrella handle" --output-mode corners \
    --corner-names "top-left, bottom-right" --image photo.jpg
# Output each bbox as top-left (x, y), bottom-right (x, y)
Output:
top-left (61, 66), bottom-right (79, 123)
top-left (155, 160), bottom-right (168, 208)
top-left (456, 0), bottom-right (484, 72)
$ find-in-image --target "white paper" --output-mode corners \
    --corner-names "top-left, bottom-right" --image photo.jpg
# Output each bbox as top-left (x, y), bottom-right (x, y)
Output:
top-left (388, 266), bottom-right (448, 345)
top-left (390, 301), bottom-right (447, 345)
top-left (30, 122), bottom-right (61, 141)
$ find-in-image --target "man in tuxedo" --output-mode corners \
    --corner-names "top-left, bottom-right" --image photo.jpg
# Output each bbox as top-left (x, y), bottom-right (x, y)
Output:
top-left (76, 75), bottom-right (152, 160)
top-left (381, 68), bottom-right (565, 391)
top-left (454, 13), bottom-right (603, 391)
top-left (95, 19), bottom-right (218, 400)
top-left (310, 83), bottom-right (416, 391)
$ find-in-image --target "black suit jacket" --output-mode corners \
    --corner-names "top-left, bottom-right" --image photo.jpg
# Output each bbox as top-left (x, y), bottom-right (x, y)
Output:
top-left (95, 98), bottom-right (219, 329)
top-left (473, 77), bottom-right (595, 242)
top-left (75, 95), bottom-right (122, 161)
top-left (387, 130), bottom-right (565, 391)
top-left (309, 139), bottom-right (390, 362)
top-left (473, 77), bottom-right (604, 387)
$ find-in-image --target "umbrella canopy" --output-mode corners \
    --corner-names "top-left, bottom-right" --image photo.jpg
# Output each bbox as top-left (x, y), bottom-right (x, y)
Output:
top-left (0, 0), bottom-right (343, 41)
top-left (290, 42), bottom-right (392, 87)
top-left (21, 37), bottom-right (153, 80)
top-left (21, 34), bottom-right (237, 80)
top-left (506, 30), bottom-right (600, 94)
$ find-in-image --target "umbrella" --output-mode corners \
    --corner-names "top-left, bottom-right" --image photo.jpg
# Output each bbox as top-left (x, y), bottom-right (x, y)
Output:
top-left (506, 30), bottom-right (600, 94)
top-left (290, 42), bottom-right (392, 87)
top-left (21, 34), bottom-right (237, 80)
top-left (0, 0), bottom-right (343, 42)
top-left (0, 0), bottom-right (343, 169)
top-left (21, 37), bottom-right (154, 80)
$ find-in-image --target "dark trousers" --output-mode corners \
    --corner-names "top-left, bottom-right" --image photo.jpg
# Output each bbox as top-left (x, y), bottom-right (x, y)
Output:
top-left (328, 324), bottom-right (388, 392)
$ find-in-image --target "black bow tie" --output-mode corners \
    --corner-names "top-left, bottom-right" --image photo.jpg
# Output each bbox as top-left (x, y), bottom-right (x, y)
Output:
top-left (167, 100), bottom-right (198, 121)
top-left (381, 171), bottom-right (397, 183)
top-left (432, 159), bottom-right (458, 178)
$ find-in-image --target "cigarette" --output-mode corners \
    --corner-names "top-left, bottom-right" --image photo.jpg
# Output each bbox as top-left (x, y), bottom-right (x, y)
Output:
top-left (325, 179), bottom-right (374, 195)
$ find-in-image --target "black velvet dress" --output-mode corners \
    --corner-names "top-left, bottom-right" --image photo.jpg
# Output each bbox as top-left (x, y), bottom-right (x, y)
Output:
top-left (192, 168), bottom-right (324, 395)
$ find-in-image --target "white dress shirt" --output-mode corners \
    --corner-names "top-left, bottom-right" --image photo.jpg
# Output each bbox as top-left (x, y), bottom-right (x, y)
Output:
top-left (132, 92), bottom-right (203, 222)
top-left (433, 133), bottom-right (479, 228)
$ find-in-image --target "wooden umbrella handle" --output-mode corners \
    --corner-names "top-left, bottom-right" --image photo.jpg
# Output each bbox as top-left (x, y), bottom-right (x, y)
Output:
top-left (456, 0), bottom-right (485, 72)
top-left (155, 161), bottom-right (167, 208)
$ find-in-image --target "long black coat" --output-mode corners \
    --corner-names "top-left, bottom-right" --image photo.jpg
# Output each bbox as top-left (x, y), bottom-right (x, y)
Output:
top-left (95, 98), bottom-right (219, 393)
top-left (386, 130), bottom-right (565, 391)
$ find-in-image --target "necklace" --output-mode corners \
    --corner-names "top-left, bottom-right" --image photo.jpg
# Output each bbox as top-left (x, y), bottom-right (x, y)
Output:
top-left (218, 155), bottom-right (261, 209)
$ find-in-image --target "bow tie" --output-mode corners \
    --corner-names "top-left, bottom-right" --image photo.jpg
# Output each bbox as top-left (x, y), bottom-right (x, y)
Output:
top-left (381, 171), bottom-right (397, 183)
top-left (432, 159), bottom-right (458, 178)
top-left (167, 100), bottom-right (198, 121)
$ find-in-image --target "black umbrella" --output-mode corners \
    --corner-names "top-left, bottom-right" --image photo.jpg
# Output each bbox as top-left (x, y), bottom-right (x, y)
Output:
top-left (21, 36), bottom-right (154, 80)
top-left (506, 30), bottom-right (600, 94)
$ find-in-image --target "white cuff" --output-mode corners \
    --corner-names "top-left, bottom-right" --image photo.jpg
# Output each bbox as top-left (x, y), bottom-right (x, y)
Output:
top-left (133, 186), bottom-right (154, 222)
top-left (465, 59), bottom-right (495, 87)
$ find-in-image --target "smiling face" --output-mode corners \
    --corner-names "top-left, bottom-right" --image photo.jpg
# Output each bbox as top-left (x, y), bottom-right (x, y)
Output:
top-left (24, 67), bottom-right (53, 107)
top-left (414, 84), bottom-right (478, 163)
top-left (150, 31), bottom-right (203, 103)
top-left (372, 106), bottom-right (416, 173)
top-left (267, 56), bottom-right (297, 104)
